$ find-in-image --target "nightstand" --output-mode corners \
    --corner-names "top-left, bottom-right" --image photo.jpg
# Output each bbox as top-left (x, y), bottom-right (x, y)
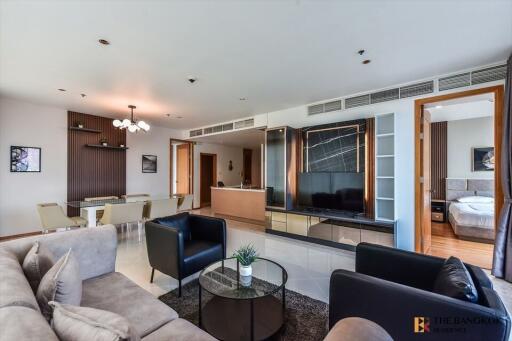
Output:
top-left (431, 200), bottom-right (446, 223)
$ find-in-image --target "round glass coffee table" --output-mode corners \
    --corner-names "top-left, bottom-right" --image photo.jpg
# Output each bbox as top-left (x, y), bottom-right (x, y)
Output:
top-left (198, 257), bottom-right (288, 341)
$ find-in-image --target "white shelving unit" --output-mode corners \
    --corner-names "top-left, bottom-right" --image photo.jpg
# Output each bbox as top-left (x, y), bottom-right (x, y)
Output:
top-left (375, 113), bottom-right (395, 221)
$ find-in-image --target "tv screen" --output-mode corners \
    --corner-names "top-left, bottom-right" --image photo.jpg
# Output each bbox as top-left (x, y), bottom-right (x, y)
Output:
top-left (298, 172), bottom-right (364, 213)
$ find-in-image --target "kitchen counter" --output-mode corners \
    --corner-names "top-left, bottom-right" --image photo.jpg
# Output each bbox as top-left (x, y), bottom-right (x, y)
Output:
top-left (211, 186), bottom-right (266, 224)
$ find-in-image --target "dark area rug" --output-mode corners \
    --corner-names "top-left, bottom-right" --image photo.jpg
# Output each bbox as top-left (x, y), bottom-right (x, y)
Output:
top-left (159, 278), bottom-right (329, 340)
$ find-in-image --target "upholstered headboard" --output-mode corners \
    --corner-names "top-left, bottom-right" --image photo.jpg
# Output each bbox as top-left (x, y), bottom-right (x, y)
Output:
top-left (445, 178), bottom-right (494, 201)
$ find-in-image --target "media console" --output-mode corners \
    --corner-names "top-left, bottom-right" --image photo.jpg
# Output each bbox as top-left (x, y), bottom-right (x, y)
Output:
top-left (265, 208), bottom-right (395, 251)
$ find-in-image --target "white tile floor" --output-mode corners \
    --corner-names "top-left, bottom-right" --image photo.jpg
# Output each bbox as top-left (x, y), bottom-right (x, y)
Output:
top-left (116, 209), bottom-right (354, 303)
top-left (116, 208), bottom-right (512, 312)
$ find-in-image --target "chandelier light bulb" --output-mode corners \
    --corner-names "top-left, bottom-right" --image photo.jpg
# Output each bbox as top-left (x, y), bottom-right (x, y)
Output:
top-left (122, 119), bottom-right (131, 127)
top-left (113, 119), bottom-right (122, 127)
top-left (137, 120), bottom-right (146, 128)
top-left (128, 125), bottom-right (137, 133)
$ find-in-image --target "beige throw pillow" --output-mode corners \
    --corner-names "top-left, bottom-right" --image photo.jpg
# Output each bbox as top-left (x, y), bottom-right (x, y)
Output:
top-left (49, 302), bottom-right (140, 341)
top-left (36, 249), bottom-right (82, 321)
top-left (22, 241), bottom-right (55, 292)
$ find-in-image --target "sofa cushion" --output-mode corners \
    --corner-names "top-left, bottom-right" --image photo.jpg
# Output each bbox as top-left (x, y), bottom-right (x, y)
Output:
top-left (153, 213), bottom-right (191, 241)
top-left (433, 256), bottom-right (478, 303)
top-left (183, 240), bottom-right (223, 275)
top-left (49, 302), bottom-right (140, 341)
top-left (0, 306), bottom-right (58, 341)
top-left (37, 249), bottom-right (82, 320)
top-left (82, 272), bottom-right (178, 337)
top-left (142, 318), bottom-right (216, 341)
top-left (22, 242), bottom-right (55, 292)
top-left (0, 248), bottom-right (40, 311)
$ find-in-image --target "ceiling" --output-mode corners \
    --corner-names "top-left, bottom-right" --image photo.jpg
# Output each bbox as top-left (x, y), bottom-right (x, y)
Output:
top-left (0, 1), bottom-right (511, 130)
top-left (425, 93), bottom-right (494, 122)
top-left (193, 128), bottom-right (265, 149)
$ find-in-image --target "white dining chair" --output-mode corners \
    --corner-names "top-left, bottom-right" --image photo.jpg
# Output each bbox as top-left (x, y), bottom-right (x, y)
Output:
top-left (178, 194), bottom-right (194, 211)
top-left (147, 198), bottom-right (178, 219)
top-left (99, 202), bottom-right (145, 241)
top-left (37, 203), bottom-right (87, 233)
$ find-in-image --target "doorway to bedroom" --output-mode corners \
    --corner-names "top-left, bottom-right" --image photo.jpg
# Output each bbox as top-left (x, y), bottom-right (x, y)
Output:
top-left (414, 86), bottom-right (504, 269)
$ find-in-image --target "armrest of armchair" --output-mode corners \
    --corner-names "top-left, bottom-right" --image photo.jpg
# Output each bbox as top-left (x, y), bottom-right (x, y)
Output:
top-left (356, 243), bottom-right (444, 291)
top-left (189, 215), bottom-right (226, 258)
top-left (329, 269), bottom-right (510, 341)
top-left (144, 221), bottom-right (184, 278)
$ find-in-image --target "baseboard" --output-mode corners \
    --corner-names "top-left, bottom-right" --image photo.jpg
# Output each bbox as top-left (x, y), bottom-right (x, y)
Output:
top-left (0, 230), bottom-right (44, 242)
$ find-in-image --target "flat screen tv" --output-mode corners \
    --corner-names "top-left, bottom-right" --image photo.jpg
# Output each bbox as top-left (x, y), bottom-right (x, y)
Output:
top-left (298, 172), bottom-right (364, 213)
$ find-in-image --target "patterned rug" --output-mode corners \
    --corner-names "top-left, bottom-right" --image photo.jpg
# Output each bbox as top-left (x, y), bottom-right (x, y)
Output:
top-left (159, 275), bottom-right (329, 341)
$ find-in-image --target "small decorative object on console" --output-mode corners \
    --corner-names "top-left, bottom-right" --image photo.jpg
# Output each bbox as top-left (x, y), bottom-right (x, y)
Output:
top-left (99, 138), bottom-right (108, 147)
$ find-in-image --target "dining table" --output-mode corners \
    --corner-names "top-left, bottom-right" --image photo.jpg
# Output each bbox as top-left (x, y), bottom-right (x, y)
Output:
top-left (66, 194), bottom-right (185, 227)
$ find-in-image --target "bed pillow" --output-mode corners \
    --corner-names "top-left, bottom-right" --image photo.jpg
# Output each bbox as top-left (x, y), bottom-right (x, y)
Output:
top-left (433, 256), bottom-right (478, 303)
top-left (457, 196), bottom-right (494, 204)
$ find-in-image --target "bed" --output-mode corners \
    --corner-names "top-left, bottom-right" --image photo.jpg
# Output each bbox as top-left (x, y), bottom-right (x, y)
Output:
top-left (446, 178), bottom-right (495, 242)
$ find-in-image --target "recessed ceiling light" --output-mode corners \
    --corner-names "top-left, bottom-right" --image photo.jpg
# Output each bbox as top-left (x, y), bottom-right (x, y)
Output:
top-left (362, 59), bottom-right (371, 64)
top-left (80, 93), bottom-right (86, 98)
top-left (357, 49), bottom-right (366, 55)
top-left (239, 97), bottom-right (247, 101)
top-left (435, 105), bottom-right (443, 109)
top-left (58, 88), bottom-right (66, 91)
top-left (98, 39), bottom-right (110, 45)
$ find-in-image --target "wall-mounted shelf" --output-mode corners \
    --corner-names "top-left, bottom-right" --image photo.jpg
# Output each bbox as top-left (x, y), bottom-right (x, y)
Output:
top-left (85, 144), bottom-right (128, 150)
top-left (69, 127), bottom-right (102, 133)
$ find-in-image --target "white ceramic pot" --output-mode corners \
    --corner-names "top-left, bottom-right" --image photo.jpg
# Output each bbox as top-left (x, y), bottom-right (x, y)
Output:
top-left (240, 264), bottom-right (252, 277)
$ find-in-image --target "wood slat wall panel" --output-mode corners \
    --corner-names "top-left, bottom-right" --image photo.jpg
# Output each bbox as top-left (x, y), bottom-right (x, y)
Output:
top-left (67, 112), bottom-right (126, 216)
top-left (431, 121), bottom-right (447, 201)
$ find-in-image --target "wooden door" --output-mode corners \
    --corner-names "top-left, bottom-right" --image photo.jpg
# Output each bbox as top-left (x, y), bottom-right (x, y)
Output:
top-left (200, 154), bottom-right (217, 207)
top-left (420, 108), bottom-right (432, 253)
top-left (176, 144), bottom-right (190, 194)
top-left (243, 149), bottom-right (252, 184)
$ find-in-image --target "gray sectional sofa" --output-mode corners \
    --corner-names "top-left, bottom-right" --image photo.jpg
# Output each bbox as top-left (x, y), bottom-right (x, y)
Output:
top-left (0, 226), bottom-right (215, 340)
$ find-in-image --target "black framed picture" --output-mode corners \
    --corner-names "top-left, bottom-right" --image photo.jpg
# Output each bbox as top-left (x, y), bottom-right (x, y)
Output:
top-left (142, 155), bottom-right (157, 173)
top-left (472, 147), bottom-right (494, 171)
top-left (10, 146), bottom-right (41, 172)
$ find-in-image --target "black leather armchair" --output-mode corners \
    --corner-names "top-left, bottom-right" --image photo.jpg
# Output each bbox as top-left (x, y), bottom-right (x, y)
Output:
top-left (329, 243), bottom-right (510, 341)
top-left (145, 212), bottom-right (226, 296)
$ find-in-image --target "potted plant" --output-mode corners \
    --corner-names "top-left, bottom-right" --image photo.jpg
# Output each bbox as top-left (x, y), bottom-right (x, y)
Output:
top-left (233, 244), bottom-right (258, 277)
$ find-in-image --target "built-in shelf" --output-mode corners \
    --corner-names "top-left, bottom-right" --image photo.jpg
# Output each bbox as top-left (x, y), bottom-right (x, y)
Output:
top-left (376, 155), bottom-right (394, 158)
top-left (376, 176), bottom-right (394, 179)
top-left (376, 133), bottom-right (394, 137)
top-left (376, 197), bottom-right (394, 201)
top-left (85, 144), bottom-right (128, 150)
top-left (69, 127), bottom-right (102, 133)
top-left (375, 113), bottom-right (395, 223)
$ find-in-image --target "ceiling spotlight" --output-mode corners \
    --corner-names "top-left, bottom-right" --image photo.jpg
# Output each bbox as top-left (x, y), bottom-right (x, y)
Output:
top-left (239, 97), bottom-right (247, 101)
top-left (98, 39), bottom-right (110, 45)
top-left (176, 116), bottom-right (183, 119)
top-left (187, 76), bottom-right (197, 84)
top-left (58, 88), bottom-right (66, 92)
top-left (435, 105), bottom-right (443, 109)
top-left (362, 59), bottom-right (371, 64)
top-left (80, 93), bottom-right (86, 98)
top-left (357, 49), bottom-right (365, 55)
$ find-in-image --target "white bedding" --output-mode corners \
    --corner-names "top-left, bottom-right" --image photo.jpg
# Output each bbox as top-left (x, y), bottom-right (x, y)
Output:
top-left (449, 202), bottom-right (494, 228)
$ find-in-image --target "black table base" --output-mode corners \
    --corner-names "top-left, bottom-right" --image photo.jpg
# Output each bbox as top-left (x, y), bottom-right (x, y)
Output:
top-left (200, 294), bottom-right (285, 340)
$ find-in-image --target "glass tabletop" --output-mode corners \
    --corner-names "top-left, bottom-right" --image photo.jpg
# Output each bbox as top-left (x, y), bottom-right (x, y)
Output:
top-left (199, 257), bottom-right (287, 300)
top-left (66, 194), bottom-right (184, 208)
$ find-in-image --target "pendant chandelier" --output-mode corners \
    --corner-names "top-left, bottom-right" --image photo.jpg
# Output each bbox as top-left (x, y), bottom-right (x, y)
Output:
top-left (113, 105), bottom-right (150, 132)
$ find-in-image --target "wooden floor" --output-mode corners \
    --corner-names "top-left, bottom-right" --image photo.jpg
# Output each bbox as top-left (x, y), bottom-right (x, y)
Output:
top-left (430, 222), bottom-right (494, 269)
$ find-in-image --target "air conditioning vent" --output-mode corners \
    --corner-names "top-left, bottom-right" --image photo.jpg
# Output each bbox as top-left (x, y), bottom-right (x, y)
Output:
top-left (471, 64), bottom-right (507, 85)
top-left (324, 100), bottom-right (342, 112)
top-left (211, 125), bottom-right (223, 133)
top-left (439, 73), bottom-right (470, 91)
top-left (400, 81), bottom-right (434, 98)
top-left (189, 129), bottom-right (202, 137)
top-left (308, 103), bottom-right (325, 115)
top-left (222, 123), bottom-right (233, 131)
top-left (345, 94), bottom-right (370, 109)
top-left (370, 88), bottom-right (399, 104)
top-left (203, 127), bottom-right (214, 135)
top-left (234, 118), bottom-right (254, 129)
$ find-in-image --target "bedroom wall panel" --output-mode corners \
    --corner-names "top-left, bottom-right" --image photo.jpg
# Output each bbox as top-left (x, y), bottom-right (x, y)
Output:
top-left (431, 121), bottom-right (447, 200)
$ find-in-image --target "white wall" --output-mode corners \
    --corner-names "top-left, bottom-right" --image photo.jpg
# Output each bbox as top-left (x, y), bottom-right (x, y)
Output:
top-left (192, 143), bottom-right (243, 208)
top-left (126, 125), bottom-right (182, 197)
top-left (447, 116), bottom-right (494, 179)
top-left (0, 97), bottom-right (67, 236)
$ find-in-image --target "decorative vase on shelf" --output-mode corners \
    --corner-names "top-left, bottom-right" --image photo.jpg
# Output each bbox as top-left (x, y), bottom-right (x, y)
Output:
top-left (77, 123), bottom-right (84, 129)
top-left (240, 264), bottom-right (252, 277)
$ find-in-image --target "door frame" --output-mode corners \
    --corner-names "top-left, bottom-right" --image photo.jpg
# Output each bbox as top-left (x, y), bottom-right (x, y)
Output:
top-left (169, 139), bottom-right (194, 196)
top-left (414, 85), bottom-right (504, 253)
top-left (199, 153), bottom-right (217, 207)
